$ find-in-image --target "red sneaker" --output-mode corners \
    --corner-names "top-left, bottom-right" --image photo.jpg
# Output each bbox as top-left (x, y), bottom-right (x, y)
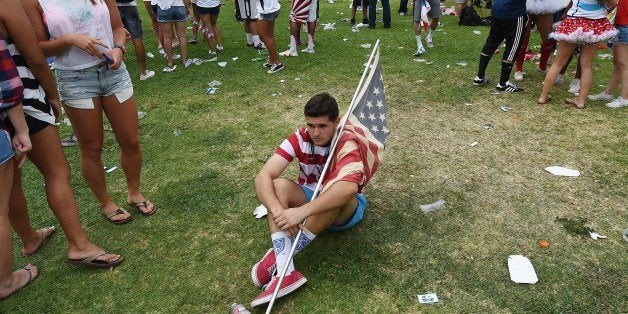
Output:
top-left (251, 248), bottom-right (276, 288)
top-left (250, 271), bottom-right (307, 308)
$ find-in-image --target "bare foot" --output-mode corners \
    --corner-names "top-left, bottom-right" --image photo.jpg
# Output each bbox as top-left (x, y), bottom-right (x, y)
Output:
top-left (0, 264), bottom-right (39, 300)
top-left (22, 226), bottom-right (56, 257)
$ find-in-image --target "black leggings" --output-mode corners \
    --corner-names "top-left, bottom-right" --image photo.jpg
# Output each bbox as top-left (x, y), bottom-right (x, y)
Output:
top-left (481, 15), bottom-right (527, 63)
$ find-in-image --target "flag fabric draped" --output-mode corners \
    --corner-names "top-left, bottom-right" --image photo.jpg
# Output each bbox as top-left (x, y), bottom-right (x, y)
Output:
top-left (322, 49), bottom-right (388, 193)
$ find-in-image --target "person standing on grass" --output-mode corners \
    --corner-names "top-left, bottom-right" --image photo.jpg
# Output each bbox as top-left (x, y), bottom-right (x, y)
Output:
top-left (155, 0), bottom-right (191, 72)
top-left (592, 0), bottom-right (628, 108)
top-left (538, 0), bottom-right (618, 108)
top-left (368, 0), bottom-right (391, 28)
top-left (117, 0), bottom-right (156, 80)
top-left (0, 2), bottom-right (36, 300)
top-left (513, 0), bottom-right (571, 82)
top-left (5, 0), bottom-right (123, 268)
top-left (472, 0), bottom-right (527, 93)
top-left (350, 0), bottom-right (369, 26)
top-left (250, 93), bottom-right (369, 307)
top-left (23, 0), bottom-right (159, 224)
top-left (197, 0), bottom-right (224, 55)
top-left (412, 0), bottom-right (442, 56)
top-left (235, 0), bottom-right (266, 49)
top-left (280, 0), bottom-right (319, 56)
top-left (257, 0), bottom-right (284, 73)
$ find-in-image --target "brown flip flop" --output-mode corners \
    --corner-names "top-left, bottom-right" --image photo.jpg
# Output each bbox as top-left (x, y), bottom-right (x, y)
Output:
top-left (0, 264), bottom-right (39, 301)
top-left (66, 252), bottom-right (124, 268)
top-left (22, 226), bottom-right (56, 257)
top-left (102, 208), bottom-right (132, 224)
top-left (128, 200), bottom-right (158, 216)
top-left (565, 98), bottom-right (585, 109)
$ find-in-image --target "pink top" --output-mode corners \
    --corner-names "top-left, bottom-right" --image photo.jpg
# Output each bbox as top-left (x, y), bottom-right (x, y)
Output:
top-left (39, 0), bottom-right (114, 70)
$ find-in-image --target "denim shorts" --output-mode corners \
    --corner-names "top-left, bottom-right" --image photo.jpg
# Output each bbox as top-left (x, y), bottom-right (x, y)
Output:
top-left (197, 5), bottom-right (220, 15)
top-left (157, 6), bottom-right (188, 22)
top-left (300, 185), bottom-right (368, 232)
top-left (0, 130), bottom-right (13, 165)
top-left (259, 10), bottom-right (280, 21)
top-left (617, 25), bottom-right (628, 44)
top-left (118, 5), bottom-right (143, 39)
top-left (55, 62), bottom-right (133, 108)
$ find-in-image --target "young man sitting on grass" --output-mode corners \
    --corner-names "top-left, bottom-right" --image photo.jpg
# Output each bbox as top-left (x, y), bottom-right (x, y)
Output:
top-left (250, 92), bottom-right (368, 307)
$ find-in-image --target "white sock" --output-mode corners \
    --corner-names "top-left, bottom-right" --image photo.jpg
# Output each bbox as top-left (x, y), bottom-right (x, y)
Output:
top-left (271, 232), bottom-right (294, 275)
top-left (416, 35), bottom-right (424, 49)
top-left (252, 35), bottom-right (261, 46)
top-left (307, 34), bottom-right (314, 49)
top-left (292, 228), bottom-right (317, 255)
top-left (246, 33), bottom-right (253, 44)
top-left (289, 35), bottom-right (297, 52)
top-left (427, 30), bottom-right (433, 40)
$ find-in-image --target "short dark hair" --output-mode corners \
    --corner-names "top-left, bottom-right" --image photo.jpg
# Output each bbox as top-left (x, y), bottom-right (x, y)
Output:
top-left (304, 92), bottom-right (339, 121)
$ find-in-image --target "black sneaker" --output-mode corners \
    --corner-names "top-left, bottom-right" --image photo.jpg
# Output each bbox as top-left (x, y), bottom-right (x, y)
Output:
top-left (350, 18), bottom-right (356, 25)
top-left (267, 63), bottom-right (284, 74)
top-left (473, 76), bottom-right (489, 86)
top-left (496, 81), bottom-right (524, 93)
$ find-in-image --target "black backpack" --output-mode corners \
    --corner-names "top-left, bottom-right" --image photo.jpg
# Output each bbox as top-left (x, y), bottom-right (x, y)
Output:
top-left (459, 6), bottom-right (482, 26)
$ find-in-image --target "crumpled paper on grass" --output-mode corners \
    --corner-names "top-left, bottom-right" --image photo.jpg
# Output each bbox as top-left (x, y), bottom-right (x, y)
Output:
top-left (545, 166), bottom-right (580, 177)
top-left (253, 204), bottom-right (268, 218)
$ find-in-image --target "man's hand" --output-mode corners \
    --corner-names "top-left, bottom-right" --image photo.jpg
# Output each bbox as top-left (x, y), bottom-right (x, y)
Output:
top-left (274, 206), bottom-right (308, 234)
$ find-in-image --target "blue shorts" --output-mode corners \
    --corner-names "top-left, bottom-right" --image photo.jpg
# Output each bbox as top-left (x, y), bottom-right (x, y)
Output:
top-left (300, 185), bottom-right (367, 232)
top-left (197, 5), bottom-right (220, 15)
top-left (157, 6), bottom-right (188, 22)
top-left (617, 25), bottom-right (628, 44)
top-left (55, 62), bottom-right (133, 106)
top-left (0, 130), bottom-right (13, 165)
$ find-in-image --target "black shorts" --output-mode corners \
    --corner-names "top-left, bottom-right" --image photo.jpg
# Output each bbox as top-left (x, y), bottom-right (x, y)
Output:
top-left (197, 5), bottom-right (220, 15)
top-left (118, 5), bottom-right (144, 39)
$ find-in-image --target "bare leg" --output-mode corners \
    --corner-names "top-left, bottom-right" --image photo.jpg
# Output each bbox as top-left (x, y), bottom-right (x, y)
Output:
top-left (538, 41), bottom-right (576, 103)
top-left (174, 21), bottom-right (188, 63)
top-left (617, 42), bottom-right (628, 100)
top-left (142, 1), bottom-right (162, 49)
top-left (159, 22), bottom-right (175, 67)
top-left (574, 43), bottom-right (598, 108)
top-left (63, 101), bottom-right (132, 221)
top-left (210, 13), bottom-right (222, 47)
top-left (131, 38), bottom-right (148, 75)
top-left (258, 19), bottom-right (279, 64)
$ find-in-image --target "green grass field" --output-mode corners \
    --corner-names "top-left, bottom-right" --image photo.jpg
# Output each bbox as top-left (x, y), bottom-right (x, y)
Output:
top-left (4, 0), bottom-right (627, 312)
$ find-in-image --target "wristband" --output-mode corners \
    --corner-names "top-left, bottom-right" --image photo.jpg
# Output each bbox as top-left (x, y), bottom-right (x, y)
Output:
top-left (114, 44), bottom-right (126, 54)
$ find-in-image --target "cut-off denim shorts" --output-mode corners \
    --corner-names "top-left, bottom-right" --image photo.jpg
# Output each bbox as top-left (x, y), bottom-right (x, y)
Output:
top-left (157, 6), bottom-right (188, 22)
top-left (0, 129), bottom-right (13, 165)
top-left (55, 62), bottom-right (133, 108)
top-left (617, 25), bottom-right (628, 44)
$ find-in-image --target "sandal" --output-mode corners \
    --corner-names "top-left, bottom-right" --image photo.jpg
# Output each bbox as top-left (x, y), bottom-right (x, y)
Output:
top-left (66, 251), bottom-right (123, 268)
top-left (102, 208), bottom-right (132, 224)
top-left (0, 264), bottom-right (39, 301)
top-left (128, 200), bottom-right (158, 216)
top-left (565, 98), bottom-right (585, 109)
top-left (22, 226), bottom-right (56, 257)
top-left (537, 96), bottom-right (552, 105)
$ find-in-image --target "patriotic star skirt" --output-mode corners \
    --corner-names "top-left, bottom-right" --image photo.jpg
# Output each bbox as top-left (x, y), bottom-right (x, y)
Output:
top-left (550, 17), bottom-right (618, 44)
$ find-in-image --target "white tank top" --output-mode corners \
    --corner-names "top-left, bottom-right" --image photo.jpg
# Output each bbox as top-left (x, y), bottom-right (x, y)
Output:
top-left (197, 0), bottom-right (219, 8)
top-left (39, 0), bottom-right (114, 70)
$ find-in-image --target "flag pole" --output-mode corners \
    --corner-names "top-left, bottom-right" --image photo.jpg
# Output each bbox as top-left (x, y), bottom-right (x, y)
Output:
top-left (264, 40), bottom-right (381, 314)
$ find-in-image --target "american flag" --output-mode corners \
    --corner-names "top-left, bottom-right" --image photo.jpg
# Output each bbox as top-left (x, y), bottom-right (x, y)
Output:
top-left (322, 48), bottom-right (388, 193)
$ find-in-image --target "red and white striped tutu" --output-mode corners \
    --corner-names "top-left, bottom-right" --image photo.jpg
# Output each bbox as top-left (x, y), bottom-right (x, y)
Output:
top-left (550, 17), bottom-right (618, 44)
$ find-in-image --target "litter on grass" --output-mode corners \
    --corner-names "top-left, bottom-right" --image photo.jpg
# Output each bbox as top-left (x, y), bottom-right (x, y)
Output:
top-left (500, 106), bottom-right (511, 112)
top-left (231, 303), bottom-right (251, 314)
top-left (413, 58), bottom-right (427, 62)
top-left (173, 129), bottom-right (182, 137)
top-left (597, 53), bottom-right (612, 59)
top-left (508, 255), bottom-right (538, 284)
top-left (232, 57), bottom-right (239, 61)
top-left (419, 199), bottom-right (446, 213)
top-left (208, 80), bottom-right (222, 87)
top-left (193, 58), bottom-right (203, 65)
top-left (589, 232), bottom-right (607, 240)
top-left (322, 22), bottom-right (336, 30)
top-left (482, 123), bottom-right (494, 130)
top-left (622, 229), bottom-right (628, 242)
top-left (137, 111), bottom-right (146, 119)
top-left (417, 293), bottom-right (439, 304)
top-left (473, 30), bottom-right (482, 35)
top-left (253, 204), bottom-right (268, 218)
top-left (63, 117), bottom-right (71, 126)
top-left (218, 62), bottom-right (227, 67)
top-left (146, 52), bottom-right (155, 58)
top-left (105, 166), bottom-right (117, 173)
top-left (250, 57), bottom-right (265, 62)
top-left (456, 62), bottom-right (467, 66)
top-left (361, 43), bottom-right (372, 48)
top-left (469, 141), bottom-right (478, 147)
top-left (544, 166), bottom-right (580, 177)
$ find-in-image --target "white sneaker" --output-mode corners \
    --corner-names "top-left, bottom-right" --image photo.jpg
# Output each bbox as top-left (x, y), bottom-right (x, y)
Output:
top-left (184, 59), bottom-right (193, 68)
top-left (217, 45), bottom-right (224, 51)
top-left (514, 71), bottom-right (524, 81)
top-left (568, 79), bottom-right (581, 94)
top-left (139, 70), bottom-right (155, 81)
top-left (301, 46), bottom-right (315, 54)
top-left (426, 37), bottom-right (433, 48)
top-left (162, 65), bottom-right (177, 73)
top-left (605, 96), bottom-right (628, 108)
top-left (588, 91), bottom-right (614, 101)
top-left (279, 49), bottom-right (298, 57)
top-left (413, 46), bottom-right (426, 56)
